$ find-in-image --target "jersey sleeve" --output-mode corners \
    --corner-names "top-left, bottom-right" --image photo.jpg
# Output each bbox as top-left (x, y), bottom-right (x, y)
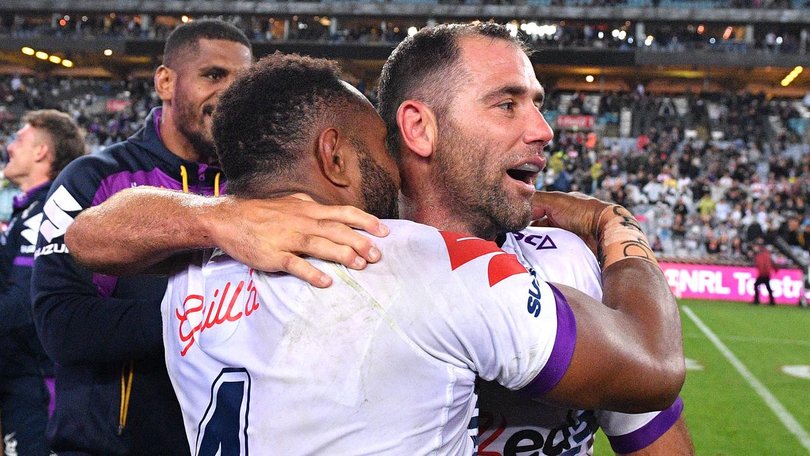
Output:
top-left (505, 227), bottom-right (603, 301)
top-left (596, 397), bottom-right (684, 453)
top-left (379, 223), bottom-right (578, 394)
top-left (31, 156), bottom-right (164, 364)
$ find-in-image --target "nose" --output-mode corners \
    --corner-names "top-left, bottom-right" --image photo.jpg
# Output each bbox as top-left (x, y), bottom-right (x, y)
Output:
top-left (525, 108), bottom-right (554, 147)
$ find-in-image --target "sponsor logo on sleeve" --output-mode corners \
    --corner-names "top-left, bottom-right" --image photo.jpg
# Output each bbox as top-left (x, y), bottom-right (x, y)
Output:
top-left (39, 185), bottom-right (82, 243)
top-left (35, 186), bottom-right (82, 257)
top-left (21, 213), bottom-right (44, 246)
top-left (526, 269), bottom-right (542, 318)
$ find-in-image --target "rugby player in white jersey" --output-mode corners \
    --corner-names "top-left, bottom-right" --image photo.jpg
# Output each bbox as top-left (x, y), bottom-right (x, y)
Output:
top-left (377, 23), bottom-right (694, 456)
top-left (66, 50), bottom-right (684, 454)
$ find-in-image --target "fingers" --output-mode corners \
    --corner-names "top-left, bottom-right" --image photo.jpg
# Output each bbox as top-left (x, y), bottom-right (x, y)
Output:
top-left (310, 219), bottom-right (382, 264)
top-left (294, 231), bottom-right (374, 269)
top-left (310, 204), bottom-right (390, 238)
top-left (214, 196), bottom-right (393, 285)
top-left (278, 254), bottom-right (334, 288)
top-left (288, 193), bottom-right (315, 202)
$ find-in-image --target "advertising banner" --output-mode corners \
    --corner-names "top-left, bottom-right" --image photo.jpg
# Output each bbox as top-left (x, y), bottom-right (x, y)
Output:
top-left (555, 115), bottom-right (595, 129)
top-left (660, 262), bottom-right (804, 305)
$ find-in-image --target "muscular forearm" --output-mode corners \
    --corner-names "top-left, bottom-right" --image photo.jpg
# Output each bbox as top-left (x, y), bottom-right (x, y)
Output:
top-left (602, 259), bottom-right (684, 406)
top-left (66, 187), bottom-right (221, 275)
top-left (66, 187), bottom-right (390, 286)
top-left (534, 192), bottom-right (685, 412)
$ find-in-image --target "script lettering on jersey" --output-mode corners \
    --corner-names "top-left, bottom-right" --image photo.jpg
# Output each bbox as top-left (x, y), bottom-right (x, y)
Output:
top-left (175, 269), bottom-right (261, 356)
top-left (440, 231), bottom-right (526, 287)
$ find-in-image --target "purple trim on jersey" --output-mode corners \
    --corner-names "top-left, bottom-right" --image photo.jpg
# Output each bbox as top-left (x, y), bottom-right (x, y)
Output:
top-left (608, 396), bottom-right (684, 454)
top-left (12, 181), bottom-right (51, 210)
top-left (44, 376), bottom-right (56, 418)
top-left (13, 255), bottom-right (33, 267)
top-left (520, 283), bottom-right (577, 396)
top-left (153, 108), bottom-right (162, 139)
top-left (92, 273), bottom-right (118, 298)
top-left (91, 168), bottom-right (184, 206)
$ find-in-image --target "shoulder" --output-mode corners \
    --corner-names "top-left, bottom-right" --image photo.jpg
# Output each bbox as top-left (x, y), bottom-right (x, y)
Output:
top-left (505, 226), bottom-right (596, 266)
top-left (371, 220), bottom-right (449, 258)
top-left (56, 140), bottom-right (146, 184)
top-left (504, 227), bottom-right (602, 299)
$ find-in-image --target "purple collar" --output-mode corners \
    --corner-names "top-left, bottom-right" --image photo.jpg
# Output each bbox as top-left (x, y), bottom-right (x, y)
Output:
top-left (13, 181), bottom-right (51, 211)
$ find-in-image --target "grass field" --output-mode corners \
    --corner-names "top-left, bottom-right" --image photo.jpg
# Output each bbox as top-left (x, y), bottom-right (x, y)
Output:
top-left (594, 299), bottom-right (810, 456)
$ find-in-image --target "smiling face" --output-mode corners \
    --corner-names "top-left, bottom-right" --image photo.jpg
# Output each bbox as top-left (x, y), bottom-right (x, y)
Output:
top-left (432, 35), bottom-right (553, 238)
top-left (168, 38), bottom-right (252, 161)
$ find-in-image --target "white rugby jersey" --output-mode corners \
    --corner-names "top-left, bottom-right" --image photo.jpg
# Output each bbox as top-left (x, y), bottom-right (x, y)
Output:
top-left (162, 220), bottom-right (577, 455)
top-left (476, 227), bottom-right (683, 456)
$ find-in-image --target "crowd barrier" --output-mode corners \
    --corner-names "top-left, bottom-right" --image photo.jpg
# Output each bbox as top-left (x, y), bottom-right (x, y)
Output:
top-left (660, 261), bottom-right (805, 305)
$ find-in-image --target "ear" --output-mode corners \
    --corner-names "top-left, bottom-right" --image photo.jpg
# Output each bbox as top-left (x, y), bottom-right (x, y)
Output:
top-left (396, 100), bottom-right (438, 159)
top-left (317, 127), bottom-right (352, 188)
top-left (33, 142), bottom-right (50, 163)
top-left (154, 65), bottom-right (176, 102)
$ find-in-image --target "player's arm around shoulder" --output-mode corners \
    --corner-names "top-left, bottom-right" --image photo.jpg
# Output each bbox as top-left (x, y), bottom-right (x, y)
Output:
top-left (530, 192), bottom-right (685, 413)
top-left (66, 188), bottom-right (389, 287)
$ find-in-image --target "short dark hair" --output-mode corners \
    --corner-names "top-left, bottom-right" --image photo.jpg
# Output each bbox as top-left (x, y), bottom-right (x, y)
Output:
top-left (213, 52), bottom-right (365, 197)
top-left (163, 19), bottom-right (252, 68)
top-left (22, 109), bottom-right (86, 179)
top-left (378, 22), bottom-right (527, 159)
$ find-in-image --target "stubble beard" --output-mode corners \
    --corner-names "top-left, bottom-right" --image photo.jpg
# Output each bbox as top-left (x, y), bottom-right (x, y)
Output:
top-left (434, 121), bottom-right (532, 240)
top-left (358, 153), bottom-right (399, 220)
top-left (175, 96), bottom-right (218, 164)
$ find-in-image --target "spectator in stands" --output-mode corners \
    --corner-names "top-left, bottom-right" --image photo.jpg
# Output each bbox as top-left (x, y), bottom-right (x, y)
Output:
top-left (780, 215), bottom-right (804, 246)
top-left (30, 20), bottom-right (386, 456)
top-left (753, 238), bottom-right (778, 305)
top-left (697, 192), bottom-right (717, 223)
top-left (1, 109), bottom-right (85, 456)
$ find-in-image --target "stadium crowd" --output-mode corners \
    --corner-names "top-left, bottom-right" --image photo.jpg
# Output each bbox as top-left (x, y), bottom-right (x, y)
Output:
top-left (1, 73), bottom-right (809, 267)
top-left (2, 13), bottom-right (809, 55)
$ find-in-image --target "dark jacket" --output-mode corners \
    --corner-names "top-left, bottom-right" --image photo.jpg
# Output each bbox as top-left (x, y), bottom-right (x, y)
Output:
top-left (0, 181), bottom-right (53, 378)
top-left (32, 108), bottom-right (222, 455)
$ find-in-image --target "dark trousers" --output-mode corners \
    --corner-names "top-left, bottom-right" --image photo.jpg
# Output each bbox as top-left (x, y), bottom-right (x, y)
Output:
top-left (753, 275), bottom-right (776, 305)
top-left (1, 374), bottom-right (52, 456)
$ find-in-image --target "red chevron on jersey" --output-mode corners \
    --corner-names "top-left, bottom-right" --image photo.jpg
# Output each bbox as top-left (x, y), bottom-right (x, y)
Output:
top-left (439, 231), bottom-right (526, 287)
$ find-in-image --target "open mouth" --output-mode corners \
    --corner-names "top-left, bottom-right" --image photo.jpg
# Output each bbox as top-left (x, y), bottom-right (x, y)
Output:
top-left (506, 163), bottom-right (541, 185)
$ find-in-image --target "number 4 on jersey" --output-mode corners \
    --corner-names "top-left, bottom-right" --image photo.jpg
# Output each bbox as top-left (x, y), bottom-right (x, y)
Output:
top-left (197, 368), bottom-right (251, 456)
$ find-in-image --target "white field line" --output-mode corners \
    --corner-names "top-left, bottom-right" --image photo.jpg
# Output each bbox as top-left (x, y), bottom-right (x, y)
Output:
top-left (683, 305), bottom-right (810, 454)
top-left (682, 332), bottom-right (810, 347)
